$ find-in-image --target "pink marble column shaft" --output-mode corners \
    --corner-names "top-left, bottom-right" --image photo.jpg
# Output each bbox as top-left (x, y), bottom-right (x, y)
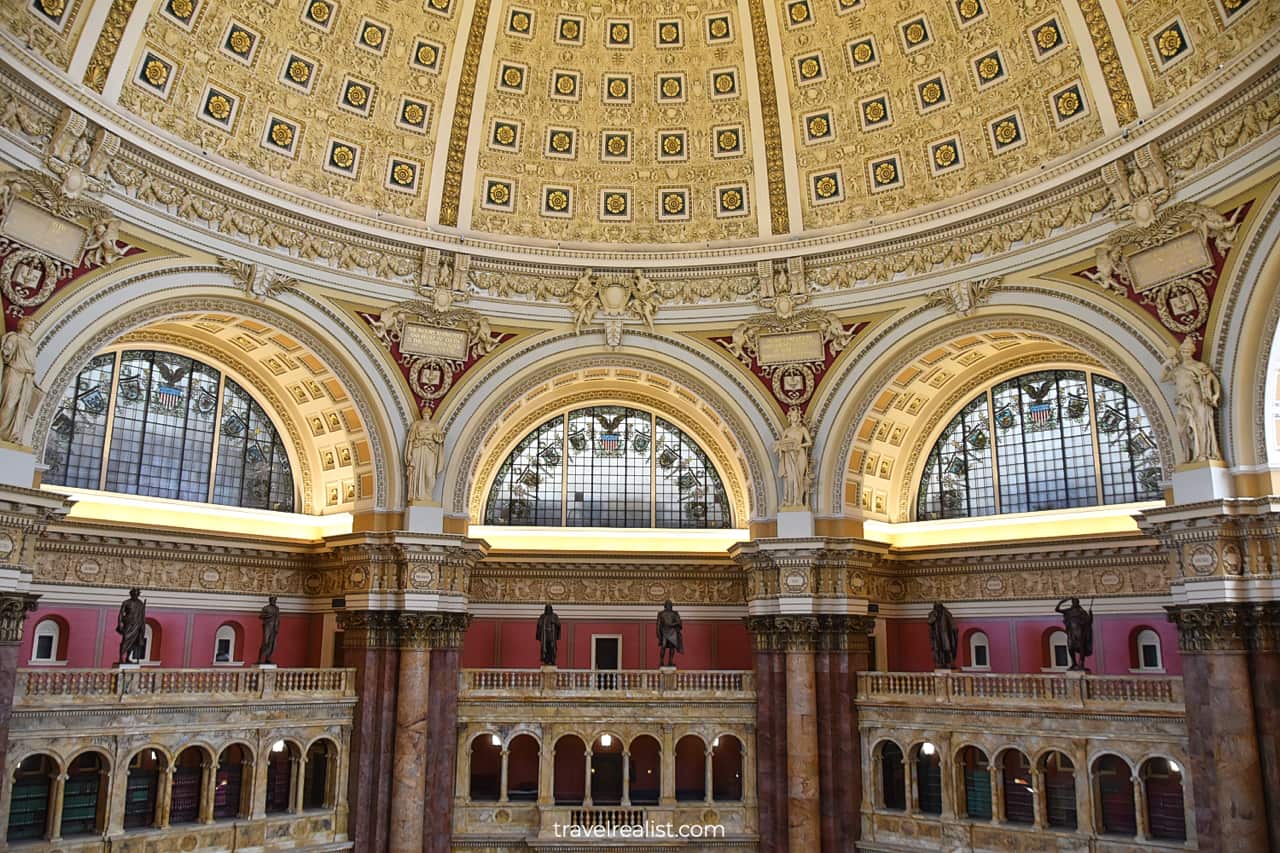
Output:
top-left (422, 647), bottom-right (461, 853)
top-left (786, 648), bottom-right (820, 853)
top-left (388, 646), bottom-right (431, 851)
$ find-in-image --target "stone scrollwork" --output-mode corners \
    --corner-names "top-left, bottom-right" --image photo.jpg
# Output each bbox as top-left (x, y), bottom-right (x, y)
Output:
top-left (217, 257), bottom-right (302, 301)
top-left (44, 107), bottom-right (119, 202)
top-left (925, 276), bottom-right (1001, 319)
top-left (565, 268), bottom-right (659, 349)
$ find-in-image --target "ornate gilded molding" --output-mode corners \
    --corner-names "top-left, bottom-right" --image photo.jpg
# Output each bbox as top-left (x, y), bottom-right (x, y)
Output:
top-left (745, 0), bottom-right (789, 236)
top-left (80, 0), bottom-right (136, 93)
top-left (437, 0), bottom-right (491, 227)
top-left (1078, 0), bottom-right (1138, 126)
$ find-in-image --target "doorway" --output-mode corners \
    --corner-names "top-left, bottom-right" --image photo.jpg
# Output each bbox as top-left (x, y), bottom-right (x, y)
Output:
top-left (593, 635), bottom-right (620, 689)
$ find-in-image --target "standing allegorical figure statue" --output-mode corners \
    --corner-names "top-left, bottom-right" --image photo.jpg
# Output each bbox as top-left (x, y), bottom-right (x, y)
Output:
top-left (116, 587), bottom-right (146, 665)
top-left (258, 595), bottom-right (280, 665)
top-left (1161, 337), bottom-right (1222, 463)
top-left (927, 602), bottom-right (958, 669)
top-left (535, 604), bottom-right (561, 667)
top-left (0, 318), bottom-right (39, 444)
top-left (656, 600), bottom-right (684, 667)
top-left (405, 405), bottom-right (445, 503)
top-left (774, 406), bottom-right (813, 508)
top-left (1055, 597), bottom-right (1094, 671)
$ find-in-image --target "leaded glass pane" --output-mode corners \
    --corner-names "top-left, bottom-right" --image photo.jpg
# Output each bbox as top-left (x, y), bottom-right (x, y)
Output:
top-left (43, 354), bottom-right (115, 489)
top-left (1093, 375), bottom-right (1161, 504)
top-left (655, 417), bottom-right (731, 529)
top-left (46, 349), bottom-right (294, 513)
top-left (483, 406), bottom-right (732, 529)
top-left (916, 395), bottom-right (993, 520)
top-left (917, 370), bottom-right (1158, 520)
top-left (104, 351), bottom-right (156, 495)
top-left (565, 406), bottom-right (652, 527)
top-left (483, 416), bottom-right (564, 525)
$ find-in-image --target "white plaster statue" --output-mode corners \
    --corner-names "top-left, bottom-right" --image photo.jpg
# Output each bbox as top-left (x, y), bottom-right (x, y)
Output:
top-left (774, 406), bottom-right (813, 508)
top-left (0, 318), bottom-right (39, 444)
top-left (569, 268), bottom-right (599, 335)
top-left (630, 269), bottom-right (657, 331)
top-left (1161, 336), bottom-right (1221, 463)
top-left (404, 406), bottom-right (445, 503)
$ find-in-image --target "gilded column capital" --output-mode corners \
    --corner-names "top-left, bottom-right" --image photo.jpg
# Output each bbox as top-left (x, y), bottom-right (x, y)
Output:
top-left (1166, 603), bottom-right (1251, 652)
top-left (1246, 602), bottom-right (1280, 653)
top-left (815, 613), bottom-right (876, 651)
top-left (747, 614), bottom-right (824, 652)
top-left (0, 592), bottom-right (39, 644)
top-left (398, 611), bottom-right (471, 650)
top-left (335, 610), bottom-right (401, 649)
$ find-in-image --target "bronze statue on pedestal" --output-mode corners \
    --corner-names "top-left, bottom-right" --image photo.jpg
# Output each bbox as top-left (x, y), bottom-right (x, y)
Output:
top-left (535, 604), bottom-right (561, 667)
top-left (258, 596), bottom-right (280, 665)
top-left (657, 600), bottom-right (683, 667)
top-left (116, 588), bottom-right (146, 665)
top-left (1055, 597), bottom-right (1094, 671)
top-left (927, 602), bottom-right (958, 669)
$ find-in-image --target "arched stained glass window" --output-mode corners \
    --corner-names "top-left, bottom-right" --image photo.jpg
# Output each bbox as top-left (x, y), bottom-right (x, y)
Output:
top-left (484, 405), bottom-right (731, 529)
top-left (916, 370), bottom-right (1160, 520)
top-left (44, 350), bottom-right (295, 512)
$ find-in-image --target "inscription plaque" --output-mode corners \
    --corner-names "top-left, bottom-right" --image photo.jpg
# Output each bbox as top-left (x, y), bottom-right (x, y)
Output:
top-left (757, 330), bottom-right (824, 365)
top-left (1, 198), bottom-right (87, 264)
top-left (400, 322), bottom-right (470, 360)
top-left (1126, 231), bottom-right (1212, 293)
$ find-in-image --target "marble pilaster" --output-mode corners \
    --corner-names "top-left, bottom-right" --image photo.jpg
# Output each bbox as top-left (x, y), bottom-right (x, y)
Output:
top-left (389, 617), bottom-right (432, 852)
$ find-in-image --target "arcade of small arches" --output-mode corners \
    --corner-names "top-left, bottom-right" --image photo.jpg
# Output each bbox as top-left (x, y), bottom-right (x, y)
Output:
top-left (460, 729), bottom-right (750, 807)
top-left (867, 740), bottom-right (1190, 844)
top-left (4, 737), bottom-right (342, 844)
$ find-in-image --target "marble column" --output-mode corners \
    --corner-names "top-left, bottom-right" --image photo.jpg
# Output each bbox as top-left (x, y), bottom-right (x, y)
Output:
top-left (46, 772), bottom-right (66, 841)
top-left (421, 613), bottom-right (468, 853)
top-left (0, 593), bottom-right (39, 783)
top-left (336, 610), bottom-right (397, 850)
top-left (1248, 603), bottom-right (1280, 848)
top-left (784, 622), bottom-right (820, 853)
top-left (621, 750), bottom-right (630, 807)
top-left (747, 618), bottom-right (785, 853)
top-left (1167, 603), bottom-right (1270, 852)
top-left (389, 614), bottom-right (433, 853)
top-left (499, 748), bottom-right (510, 804)
top-left (816, 614), bottom-right (874, 848)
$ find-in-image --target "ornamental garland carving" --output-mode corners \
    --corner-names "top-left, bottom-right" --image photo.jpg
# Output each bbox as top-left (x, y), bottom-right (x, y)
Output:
top-left (0, 57), bottom-right (1276, 302)
top-left (565, 268), bottom-right (660, 349)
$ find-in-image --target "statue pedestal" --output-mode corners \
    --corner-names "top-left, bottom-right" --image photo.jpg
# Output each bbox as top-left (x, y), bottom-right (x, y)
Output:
top-left (776, 509), bottom-right (814, 538)
top-left (404, 502), bottom-right (444, 533)
top-left (1172, 460), bottom-right (1232, 503)
top-left (0, 442), bottom-right (37, 489)
top-left (539, 665), bottom-right (556, 672)
top-left (117, 663), bottom-right (141, 670)
top-left (258, 663), bottom-right (278, 670)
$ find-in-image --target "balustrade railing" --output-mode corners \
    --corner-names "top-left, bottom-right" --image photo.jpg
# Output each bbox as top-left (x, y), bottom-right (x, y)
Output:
top-left (461, 668), bottom-right (753, 697)
top-left (856, 670), bottom-right (1183, 711)
top-left (568, 808), bottom-right (646, 830)
top-left (15, 667), bottom-right (355, 705)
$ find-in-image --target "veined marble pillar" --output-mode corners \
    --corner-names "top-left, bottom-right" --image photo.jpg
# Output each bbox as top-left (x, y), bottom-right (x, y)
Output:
top-left (747, 619), bottom-right (785, 853)
top-left (422, 614), bottom-right (468, 853)
top-left (816, 614), bottom-right (874, 848)
top-left (784, 623), bottom-right (820, 853)
top-left (0, 592), bottom-right (39, 783)
top-left (336, 610), bottom-right (398, 850)
top-left (1248, 605), bottom-right (1280, 848)
top-left (1167, 603), bottom-right (1270, 851)
top-left (389, 615), bottom-right (433, 852)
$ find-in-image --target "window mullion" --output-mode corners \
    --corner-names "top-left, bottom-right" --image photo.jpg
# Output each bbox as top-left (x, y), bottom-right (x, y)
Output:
top-left (650, 413), bottom-right (657, 527)
top-left (206, 374), bottom-right (226, 504)
top-left (99, 351), bottom-right (122, 492)
top-left (560, 412), bottom-right (568, 527)
top-left (1085, 372), bottom-right (1105, 504)
top-left (133, 352), bottom-right (157, 495)
top-left (986, 389), bottom-right (1001, 515)
top-left (173, 361), bottom-right (194, 501)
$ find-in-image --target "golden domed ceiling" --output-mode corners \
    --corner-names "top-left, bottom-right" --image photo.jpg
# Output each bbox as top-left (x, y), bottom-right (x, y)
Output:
top-left (2, 0), bottom-right (1276, 249)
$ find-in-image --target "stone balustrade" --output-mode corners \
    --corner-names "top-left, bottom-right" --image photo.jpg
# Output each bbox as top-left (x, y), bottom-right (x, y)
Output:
top-left (460, 668), bottom-right (754, 699)
top-left (14, 666), bottom-right (355, 706)
top-left (857, 670), bottom-right (1184, 713)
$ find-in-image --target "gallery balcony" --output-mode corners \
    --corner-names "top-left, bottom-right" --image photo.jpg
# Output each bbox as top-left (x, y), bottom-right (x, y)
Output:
top-left (855, 671), bottom-right (1194, 851)
top-left (454, 668), bottom-right (757, 846)
top-left (3, 667), bottom-right (355, 851)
